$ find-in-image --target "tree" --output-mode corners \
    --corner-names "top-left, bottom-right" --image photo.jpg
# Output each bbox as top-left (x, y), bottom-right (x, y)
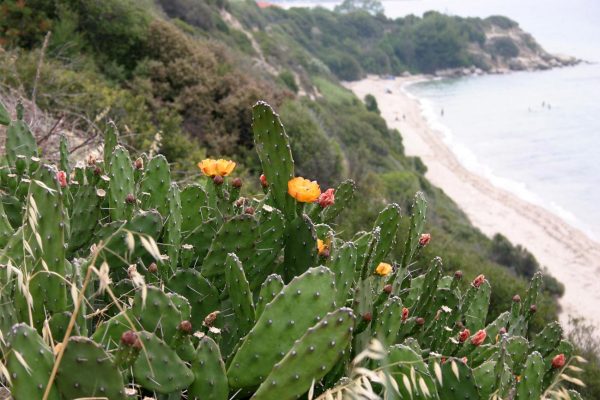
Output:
top-left (334, 0), bottom-right (384, 16)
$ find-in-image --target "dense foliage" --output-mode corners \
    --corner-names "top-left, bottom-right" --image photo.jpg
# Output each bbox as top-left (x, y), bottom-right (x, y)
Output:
top-left (0, 99), bottom-right (585, 399)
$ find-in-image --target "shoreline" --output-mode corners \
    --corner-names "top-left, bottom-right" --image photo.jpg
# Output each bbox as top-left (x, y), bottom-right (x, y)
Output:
top-left (345, 75), bottom-right (600, 333)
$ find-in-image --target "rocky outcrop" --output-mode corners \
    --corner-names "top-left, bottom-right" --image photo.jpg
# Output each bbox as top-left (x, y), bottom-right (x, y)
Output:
top-left (434, 18), bottom-right (580, 78)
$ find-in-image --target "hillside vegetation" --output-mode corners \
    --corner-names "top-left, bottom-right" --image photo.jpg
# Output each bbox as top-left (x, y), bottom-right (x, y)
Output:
top-left (0, 0), bottom-right (566, 326)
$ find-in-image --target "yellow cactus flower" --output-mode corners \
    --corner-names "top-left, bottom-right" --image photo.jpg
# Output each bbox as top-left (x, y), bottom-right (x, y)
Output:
top-left (288, 177), bottom-right (321, 203)
top-left (317, 239), bottom-right (330, 256)
top-left (198, 159), bottom-right (218, 176)
top-left (198, 158), bottom-right (236, 177)
top-left (215, 159), bottom-right (236, 176)
top-left (375, 262), bottom-right (392, 276)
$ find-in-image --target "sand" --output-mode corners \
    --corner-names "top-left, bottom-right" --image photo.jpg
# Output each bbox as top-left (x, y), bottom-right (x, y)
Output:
top-left (345, 75), bottom-right (600, 333)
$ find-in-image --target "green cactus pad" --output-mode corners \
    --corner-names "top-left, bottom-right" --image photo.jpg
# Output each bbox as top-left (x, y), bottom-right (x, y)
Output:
top-left (465, 280), bottom-right (491, 332)
top-left (432, 358), bottom-right (480, 400)
top-left (411, 257), bottom-right (443, 320)
top-left (132, 331), bottom-right (194, 393)
top-left (530, 321), bottom-right (562, 357)
top-left (0, 200), bottom-right (15, 247)
top-left (373, 295), bottom-right (404, 347)
top-left (5, 323), bottom-right (60, 400)
top-left (225, 253), bottom-right (255, 335)
top-left (6, 119), bottom-right (38, 168)
top-left (92, 311), bottom-right (141, 351)
top-left (256, 274), bottom-right (284, 318)
top-left (252, 308), bottom-right (355, 400)
top-left (56, 336), bottom-right (126, 400)
top-left (202, 210), bottom-right (285, 289)
top-left (369, 203), bottom-right (401, 272)
top-left (181, 184), bottom-right (216, 263)
top-left (515, 351), bottom-right (545, 400)
top-left (68, 184), bottom-right (103, 254)
top-left (283, 214), bottom-right (317, 282)
top-left (320, 179), bottom-right (356, 224)
top-left (326, 241), bottom-right (357, 306)
top-left (506, 336), bottom-right (529, 375)
top-left (385, 344), bottom-right (439, 400)
top-left (107, 145), bottom-right (135, 221)
top-left (400, 191), bottom-right (427, 269)
top-left (252, 101), bottom-right (295, 219)
top-left (95, 210), bottom-right (163, 277)
top-left (227, 266), bottom-right (336, 390)
top-left (59, 134), bottom-right (70, 175)
top-left (104, 121), bottom-right (119, 166)
top-left (163, 182), bottom-right (182, 275)
top-left (189, 336), bottom-right (229, 400)
top-left (140, 155), bottom-right (171, 216)
top-left (131, 286), bottom-right (182, 341)
top-left (166, 268), bottom-right (220, 329)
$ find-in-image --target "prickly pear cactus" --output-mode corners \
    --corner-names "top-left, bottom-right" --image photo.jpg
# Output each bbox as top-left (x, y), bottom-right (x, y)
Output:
top-left (0, 100), bottom-right (583, 400)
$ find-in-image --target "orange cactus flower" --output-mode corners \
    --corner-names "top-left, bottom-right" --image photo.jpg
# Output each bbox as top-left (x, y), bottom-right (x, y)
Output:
top-left (198, 158), bottom-right (236, 177)
top-left (287, 177), bottom-right (321, 203)
top-left (375, 262), bottom-right (392, 277)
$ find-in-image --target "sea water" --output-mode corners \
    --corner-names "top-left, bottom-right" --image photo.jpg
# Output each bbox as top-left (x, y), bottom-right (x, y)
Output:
top-left (386, 0), bottom-right (600, 240)
top-left (279, 0), bottom-right (600, 239)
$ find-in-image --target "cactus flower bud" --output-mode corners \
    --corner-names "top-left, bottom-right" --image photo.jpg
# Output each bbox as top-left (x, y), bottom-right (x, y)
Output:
top-left (148, 262), bottom-right (158, 273)
top-left (362, 312), bottom-right (372, 322)
top-left (418, 233), bottom-right (431, 247)
top-left (179, 320), bottom-right (192, 334)
top-left (499, 327), bottom-right (507, 335)
top-left (454, 270), bottom-right (463, 280)
top-left (203, 310), bottom-right (220, 327)
top-left (125, 193), bottom-right (135, 204)
top-left (317, 188), bottom-right (335, 208)
top-left (234, 197), bottom-right (246, 207)
top-left (232, 177), bottom-right (243, 188)
top-left (260, 174), bottom-right (268, 188)
top-left (441, 356), bottom-right (447, 364)
top-left (472, 274), bottom-right (485, 288)
top-left (530, 304), bottom-right (537, 313)
top-left (375, 262), bottom-right (393, 277)
top-left (551, 353), bottom-right (565, 369)
top-left (213, 175), bottom-right (224, 185)
top-left (401, 307), bottom-right (409, 321)
top-left (512, 294), bottom-right (521, 303)
top-left (134, 157), bottom-right (144, 170)
top-left (416, 317), bottom-right (425, 326)
top-left (56, 170), bottom-right (68, 188)
top-left (461, 357), bottom-right (468, 364)
top-left (458, 328), bottom-right (471, 343)
top-left (244, 206), bottom-right (255, 215)
top-left (470, 329), bottom-right (486, 346)
top-left (383, 284), bottom-right (392, 294)
top-left (121, 330), bottom-right (138, 346)
top-left (94, 166), bottom-right (102, 175)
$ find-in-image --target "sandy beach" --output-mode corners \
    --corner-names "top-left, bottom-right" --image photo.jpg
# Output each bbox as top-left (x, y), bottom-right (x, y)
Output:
top-left (346, 75), bottom-right (600, 332)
